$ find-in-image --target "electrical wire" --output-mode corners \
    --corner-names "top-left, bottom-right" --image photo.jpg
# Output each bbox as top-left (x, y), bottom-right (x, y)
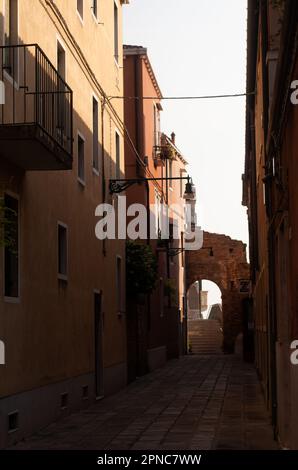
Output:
top-left (111, 90), bottom-right (255, 196)
top-left (108, 91), bottom-right (255, 101)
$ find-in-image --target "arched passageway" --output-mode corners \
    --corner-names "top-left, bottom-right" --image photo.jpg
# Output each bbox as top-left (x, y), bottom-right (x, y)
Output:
top-left (187, 279), bottom-right (223, 354)
top-left (187, 280), bottom-right (222, 320)
top-left (186, 231), bottom-right (250, 353)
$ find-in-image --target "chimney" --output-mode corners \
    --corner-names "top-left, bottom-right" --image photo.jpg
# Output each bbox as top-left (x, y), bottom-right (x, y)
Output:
top-left (171, 132), bottom-right (176, 145)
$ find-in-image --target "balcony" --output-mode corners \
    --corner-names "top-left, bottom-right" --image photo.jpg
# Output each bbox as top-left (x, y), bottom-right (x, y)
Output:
top-left (0, 44), bottom-right (73, 171)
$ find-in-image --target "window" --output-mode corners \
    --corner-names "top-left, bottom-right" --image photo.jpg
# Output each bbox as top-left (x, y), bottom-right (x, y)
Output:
top-left (58, 223), bottom-right (67, 278)
top-left (116, 256), bottom-right (122, 313)
top-left (77, 134), bottom-right (85, 183)
top-left (115, 131), bottom-right (120, 179)
top-left (169, 160), bottom-right (173, 188)
top-left (155, 191), bottom-right (161, 237)
top-left (57, 42), bottom-right (66, 134)
top-left (93, 97), bottom-right (99, 171)
top-left (8, 411), bottom-right (19, 433)
top-left (92, 0), bottom-right (98, 18)
top-left (82, 385), bottom-right (89, 399)
top-left (4, 194), bottom-right (19, 298)
top-left (114, 2), bottom-right (119, 62)
top-left (169, 223), bottom-right (174, 248)
top-left (180, 169), bottom-right (186, 197)
top-left (77, 0), bottom-right (83, 20)
top-left (153, 104), bottom-right (160, 147)
top-left (4, 0), bottom-right (18, 46)
top-left (60, 393), bottom-right (68, 409)
top-left (4, 0), bottom-right (18, 78)
top-left (57, 42), bottom-right (66, 80)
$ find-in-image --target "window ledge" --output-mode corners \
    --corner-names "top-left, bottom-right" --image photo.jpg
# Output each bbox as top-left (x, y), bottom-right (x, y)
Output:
top-left (4, 296), bottom-right (20, 304)
top-left (114, 57), bottom-right (120, 68)
top-left (8, 428), bottom-right (18, 435)
top-left (92, 12), bottom-right (101, 25)
top-left (76, 11), bottom-right (84, 25)
top-left (78, 177), bottom-right (86, 187)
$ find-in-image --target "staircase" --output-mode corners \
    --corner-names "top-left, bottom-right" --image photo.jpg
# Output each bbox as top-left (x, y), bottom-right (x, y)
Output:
top-left (188, 319), bottom-right (223, 354)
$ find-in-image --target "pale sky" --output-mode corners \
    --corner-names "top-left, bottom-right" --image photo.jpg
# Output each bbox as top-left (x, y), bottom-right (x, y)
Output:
top-left (202, 280), bottom-right (222, 315)
top-left (123, 0), bottom-right (249, 254)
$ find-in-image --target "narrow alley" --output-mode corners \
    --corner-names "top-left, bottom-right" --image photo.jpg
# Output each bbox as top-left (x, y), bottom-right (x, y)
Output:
top-left (1, 0), bottom-right (298, 460)
top-left (12, 355), bottom-right (277, 451)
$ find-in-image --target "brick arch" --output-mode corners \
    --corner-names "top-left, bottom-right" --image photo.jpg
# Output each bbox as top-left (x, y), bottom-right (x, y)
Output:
top-left (186, 231), bottom-right (250, 353)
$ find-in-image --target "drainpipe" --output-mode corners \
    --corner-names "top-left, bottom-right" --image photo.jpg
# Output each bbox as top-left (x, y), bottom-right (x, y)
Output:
top-left (146, 180), bottom-right (151, 332)
top-left (134, 55), bottom-right (144, 178)
top-left (261, 0), bottom-right (278, 435)
top-left (165, 157), bottom-right (170, 280)
top-left (101, 98), bottom-right (106, 257)
top-left (134, 53), bottom-right (150, 364)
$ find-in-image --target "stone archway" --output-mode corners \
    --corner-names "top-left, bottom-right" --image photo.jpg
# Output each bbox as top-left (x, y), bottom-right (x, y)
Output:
top-left (186, 231), bottom-right (250, 353)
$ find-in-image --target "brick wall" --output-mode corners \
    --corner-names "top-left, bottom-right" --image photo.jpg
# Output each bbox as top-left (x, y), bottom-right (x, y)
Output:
top-left (186, 232), bottom-right (250, 353)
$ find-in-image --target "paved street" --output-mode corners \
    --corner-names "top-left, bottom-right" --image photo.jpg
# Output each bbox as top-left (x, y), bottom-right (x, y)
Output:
top-left (12, 355), bottom-right (278, 450)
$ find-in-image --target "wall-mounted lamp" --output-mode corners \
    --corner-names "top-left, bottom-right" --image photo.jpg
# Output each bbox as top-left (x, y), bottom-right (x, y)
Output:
top-left (109, 175), bottom-right (194, 195)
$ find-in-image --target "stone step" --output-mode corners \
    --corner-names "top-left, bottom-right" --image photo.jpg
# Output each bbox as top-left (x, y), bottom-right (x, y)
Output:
top-left (188, 319), bottom-right (223, 355)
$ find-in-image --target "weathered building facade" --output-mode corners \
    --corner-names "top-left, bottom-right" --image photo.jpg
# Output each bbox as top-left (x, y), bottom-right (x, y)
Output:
top-left (123, 46), bottom-right (190, 380)
top-left (0, 0), bottom-right (129, 448)
top-left (243, 0), bottom-right (298, 448)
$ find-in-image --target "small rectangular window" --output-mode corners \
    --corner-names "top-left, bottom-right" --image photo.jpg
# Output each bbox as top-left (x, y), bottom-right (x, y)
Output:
top-left (115, 131), bottom-right (120, 179)
top-left (82, 385), bottom-right (89, 400)
top-left (78, 134), bottom-right (85, 183)
top-left (4, 194), bottom-right (19, 298)
top-left (58, 224), bottom-right (67, 278)
top-left (4, 0), bottom-right (18, 78)
top-left (153, 104), bottom-right (160, 147)
top-left (57, 42), bottom-right (66, 80)
top-left (93, 98), bottom-right (99, 171)
top-left (114, 3), bottom-right (119, 62)
top-left (169, 222), bottom-right (174, 243)
top-left (8, 411), bottom-right (19, 433)
top-left (57, 42), bottom-right (66, 135)
top-left (180, 169), bottom-right (185, 198)
top-left (92, 0), bottom-right (98, 18)
top-left (60, 393), bottom-right (68, 409)
top-left (169, 160), bottom-right (173, 188)
top-left (77, 0), bottom-right (83, 20)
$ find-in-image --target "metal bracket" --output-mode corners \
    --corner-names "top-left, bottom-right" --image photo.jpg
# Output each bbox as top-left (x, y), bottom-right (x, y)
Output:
top-left (109, 179), bottom-right (138, 194)
top-left (109, 176), bottom-right (192, 194)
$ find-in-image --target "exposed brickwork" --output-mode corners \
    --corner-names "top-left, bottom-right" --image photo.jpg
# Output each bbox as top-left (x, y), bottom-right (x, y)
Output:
top-left (186, 232), bottom-right (250, 353)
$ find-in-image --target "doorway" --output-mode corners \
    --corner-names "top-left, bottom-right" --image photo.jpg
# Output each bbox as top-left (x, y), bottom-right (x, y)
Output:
top-left (94, 291), bottom-right (104, 398)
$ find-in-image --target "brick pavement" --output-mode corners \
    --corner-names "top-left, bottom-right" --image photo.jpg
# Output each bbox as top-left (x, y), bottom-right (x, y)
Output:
top-left (11, 355), bottom-right (279, 450)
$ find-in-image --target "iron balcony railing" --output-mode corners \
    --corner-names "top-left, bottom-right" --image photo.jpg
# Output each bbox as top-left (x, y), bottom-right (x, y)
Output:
top-left (0, 44), bottom-right (73, 158)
